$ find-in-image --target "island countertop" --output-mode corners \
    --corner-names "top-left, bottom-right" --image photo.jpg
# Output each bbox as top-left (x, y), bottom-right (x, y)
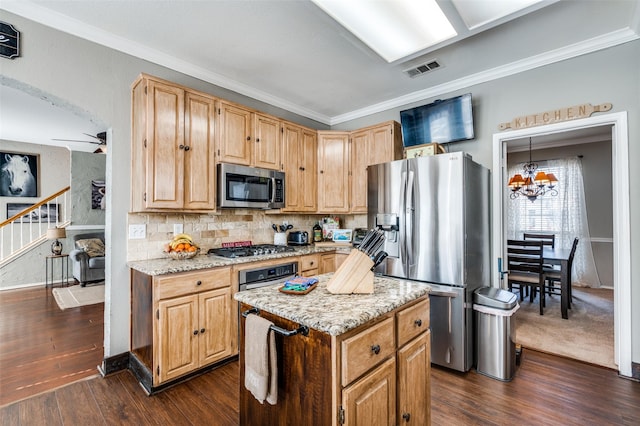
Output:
top-left (234, 273), bottom-right (430, 336)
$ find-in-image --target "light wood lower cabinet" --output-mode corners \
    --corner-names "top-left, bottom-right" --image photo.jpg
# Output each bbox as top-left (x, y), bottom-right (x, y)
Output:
top-left (339, 297), bottom-right (430, 426)
top-left (130, 266), bottom-right (237, 393)
top-left (299, 254), bottom-right (319, 277)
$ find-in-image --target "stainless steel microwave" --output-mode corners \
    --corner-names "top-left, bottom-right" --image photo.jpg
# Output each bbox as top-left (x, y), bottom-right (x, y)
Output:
top-left (217, 163), bottom-right (285, 209)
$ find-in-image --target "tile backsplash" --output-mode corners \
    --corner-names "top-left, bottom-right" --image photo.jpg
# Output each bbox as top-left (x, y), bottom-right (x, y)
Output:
top-left (127, 211), bottom-right (367, 261)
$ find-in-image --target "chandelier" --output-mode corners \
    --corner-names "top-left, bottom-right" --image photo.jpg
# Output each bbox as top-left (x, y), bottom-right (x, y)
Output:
top-left (508, 137), bottom-right (558, 202)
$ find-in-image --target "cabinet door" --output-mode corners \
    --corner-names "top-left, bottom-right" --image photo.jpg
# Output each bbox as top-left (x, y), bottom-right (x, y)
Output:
top-left (350, 129), bottom-right (370, 213)
top-left (319, 253), bottom-right (336, 274)
top-left (398, 331), bottom-right (431, 426)
top-left (145, 80), bottom-right (185, 209)
top-left (300, 129), bottom-right (318, 211)
top-left (199, 288), bottom-right (235, 365)
top-left (369, 123), bottom-right (398, 167)
top-left (184, 91), bottom-right (216, 209)
top-left (281, 123), bottom-right (302, 211)
top-left (157, 295), bottom-right (199, 383)
top-left (342, 357), bottom-right (396, 426)
top-left (217, 101), bottom-right (252, 166)
top-left (253, 113), bottom-right (281, 170)
top-left (317, 132), bottom-right (350, 213)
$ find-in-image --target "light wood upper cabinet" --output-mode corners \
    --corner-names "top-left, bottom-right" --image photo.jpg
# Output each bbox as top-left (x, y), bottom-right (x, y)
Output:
top-left (349, 121), bottom-right (403, 214)
top-left (216, 101), bottom-right (253, 166)
top-left (317, 131), bottom-right (350, 213)
top-left (216, 101), bottom-right (281, 170)
top-left (253, 113), bottom-right (281, 170)
top-left (131, 74), bottom-right (216, 212)
top-left (282, 122), bottom-right (317, 212)
top-left (184, 92), bottom-right (216, 209)
top-left (349, 129), bottom-right (370, 213)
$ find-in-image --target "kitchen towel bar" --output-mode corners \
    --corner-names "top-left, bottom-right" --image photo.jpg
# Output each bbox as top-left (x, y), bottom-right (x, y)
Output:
top-left (242, 307), bottom-right (309, 337)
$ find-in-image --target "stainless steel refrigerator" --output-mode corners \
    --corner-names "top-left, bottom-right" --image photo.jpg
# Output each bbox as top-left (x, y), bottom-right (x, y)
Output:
top-left (368, 151), bottom-right (490, 372)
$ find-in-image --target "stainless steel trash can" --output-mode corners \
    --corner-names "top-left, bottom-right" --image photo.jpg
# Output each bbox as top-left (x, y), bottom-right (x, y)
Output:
top-left (474, 287), bottom-right (519, 381)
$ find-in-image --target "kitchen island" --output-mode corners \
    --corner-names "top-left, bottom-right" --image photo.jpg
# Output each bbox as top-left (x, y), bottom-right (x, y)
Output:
top-left (234, 274), bottom-right (431, 426)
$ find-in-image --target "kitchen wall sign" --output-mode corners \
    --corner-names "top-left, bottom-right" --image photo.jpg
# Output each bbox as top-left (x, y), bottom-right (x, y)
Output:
top-left (0, 21), bottom-right (20, 59)
top-left (499, 102), bottom-right (612, 131)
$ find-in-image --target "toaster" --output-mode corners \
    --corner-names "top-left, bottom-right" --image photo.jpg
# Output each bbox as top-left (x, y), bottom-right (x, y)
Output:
top-left (287, 231), bottom-right (309, 246)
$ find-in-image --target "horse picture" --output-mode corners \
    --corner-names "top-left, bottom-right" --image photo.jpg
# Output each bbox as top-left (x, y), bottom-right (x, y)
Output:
top-left (0, 152), bottom-right (39, 197)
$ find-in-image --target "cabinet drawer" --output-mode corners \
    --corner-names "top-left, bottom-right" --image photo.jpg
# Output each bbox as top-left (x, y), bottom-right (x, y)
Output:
top-left (300, 254), bottom-right (319, 272)
top-left (155, 267), bottom-right (230, 300)
top-left (342, 316), bottom-right (395, 385)
top-left (396, 298), bottom-right (430, 347)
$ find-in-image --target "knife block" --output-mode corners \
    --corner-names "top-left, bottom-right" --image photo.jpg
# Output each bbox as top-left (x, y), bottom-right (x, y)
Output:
top-left (326, 250), bottom-right (374, 294)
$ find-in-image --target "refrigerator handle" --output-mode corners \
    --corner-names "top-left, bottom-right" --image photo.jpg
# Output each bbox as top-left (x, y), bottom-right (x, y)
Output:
top-left (405, 170), bottom-right (415, 265)
top-left (398, 171), bottom-right (407, 266)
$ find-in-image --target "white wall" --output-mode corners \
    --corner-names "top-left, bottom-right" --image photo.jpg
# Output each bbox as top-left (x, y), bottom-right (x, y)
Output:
top-left (1, 10), bottom-right (638, 365)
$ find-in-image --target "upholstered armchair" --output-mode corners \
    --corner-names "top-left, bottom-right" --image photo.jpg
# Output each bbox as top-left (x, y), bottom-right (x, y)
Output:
top-left (69, 232), bottom-right (105, 286)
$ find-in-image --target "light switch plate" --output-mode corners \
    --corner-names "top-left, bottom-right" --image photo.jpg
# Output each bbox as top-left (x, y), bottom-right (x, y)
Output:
top-left (129, 224), bottom-right (146, 239)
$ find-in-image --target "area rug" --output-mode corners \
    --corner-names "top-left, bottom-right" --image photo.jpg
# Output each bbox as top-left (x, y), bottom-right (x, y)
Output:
top-left (52, 284), bottom-right (104, 310)
top-left (514, 287), bottom-right (615, 369)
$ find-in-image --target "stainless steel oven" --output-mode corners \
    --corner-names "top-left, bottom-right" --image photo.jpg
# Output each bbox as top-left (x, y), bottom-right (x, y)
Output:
top-left (238, 261), bottom-right (298, 291)
top-left (217, 163), bottom-right (285, 209)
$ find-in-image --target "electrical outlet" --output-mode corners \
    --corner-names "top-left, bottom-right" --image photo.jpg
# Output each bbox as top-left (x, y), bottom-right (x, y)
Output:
top-left (173, 223), bottom-right (183, 235)
top-left (129, 224), bottom-right (146, 239)
top-left (282, 221), bottom-right (288, 227)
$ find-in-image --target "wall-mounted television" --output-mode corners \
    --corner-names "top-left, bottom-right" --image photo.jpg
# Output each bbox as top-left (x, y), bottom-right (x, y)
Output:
top-left (400, 93), bottom-right (475, 147)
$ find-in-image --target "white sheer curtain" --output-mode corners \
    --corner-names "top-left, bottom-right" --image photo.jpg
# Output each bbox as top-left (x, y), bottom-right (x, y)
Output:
top-left (506, 156), bottom-right (601, 287)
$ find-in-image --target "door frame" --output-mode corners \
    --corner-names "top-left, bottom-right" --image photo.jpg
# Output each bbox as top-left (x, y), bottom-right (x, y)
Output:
top-left (491, 111), bottom-right (631, 377)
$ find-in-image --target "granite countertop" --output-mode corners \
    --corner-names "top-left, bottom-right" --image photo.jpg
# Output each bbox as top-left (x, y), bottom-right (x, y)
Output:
top-left (234, 273), bottom-right (430, 336)
top-left (128, 245), bottom-right (342, 276)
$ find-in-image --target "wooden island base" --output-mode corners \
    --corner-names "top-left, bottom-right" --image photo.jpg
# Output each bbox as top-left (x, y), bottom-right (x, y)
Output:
top-left (238, 289), bottom-right (431, 426)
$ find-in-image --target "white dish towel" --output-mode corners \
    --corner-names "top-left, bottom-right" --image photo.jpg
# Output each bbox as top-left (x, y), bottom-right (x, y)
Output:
top-left (244, 313), bottom-right (278, 405)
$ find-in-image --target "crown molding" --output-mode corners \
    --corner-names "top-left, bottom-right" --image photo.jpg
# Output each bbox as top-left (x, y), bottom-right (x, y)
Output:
top-left (1, 1), bottom-right (333, 125)
top-left (3, 2), bottom-right (638, 127)
top-left (329, 27), bottom-right (639, 125)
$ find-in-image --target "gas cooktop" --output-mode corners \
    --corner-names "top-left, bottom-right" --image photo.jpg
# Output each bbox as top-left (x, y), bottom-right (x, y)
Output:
top-left (207, 244), bottom-right (296, 258)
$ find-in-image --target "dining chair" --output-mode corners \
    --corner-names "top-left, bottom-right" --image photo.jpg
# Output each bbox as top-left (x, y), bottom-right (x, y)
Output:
top-left (523, 232), bottom-right (555, 248)
top-left (506, 239), bottom-right (546, 315)
top-left (544, 237), bottom-right (579, 308)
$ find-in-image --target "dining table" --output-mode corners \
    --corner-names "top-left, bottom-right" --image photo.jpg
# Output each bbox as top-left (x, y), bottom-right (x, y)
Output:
top-left (543, 246), bottom-right (572, 319)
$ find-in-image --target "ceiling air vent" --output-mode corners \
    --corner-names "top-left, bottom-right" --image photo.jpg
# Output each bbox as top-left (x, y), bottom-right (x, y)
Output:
top-left (404, 60), bottom-right (442, 78)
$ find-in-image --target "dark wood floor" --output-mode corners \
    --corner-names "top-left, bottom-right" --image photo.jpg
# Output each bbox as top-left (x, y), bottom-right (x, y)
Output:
top-left (1, 286), bottom-right (638, 424)
top-left (0, 285), bottom-right (104, 406)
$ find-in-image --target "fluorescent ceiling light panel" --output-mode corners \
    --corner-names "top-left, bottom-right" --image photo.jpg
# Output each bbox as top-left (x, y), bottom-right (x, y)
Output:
top-left (452, 0), bottom-right (545, 30)
top-left (312, 0), bottom-right (457, 63)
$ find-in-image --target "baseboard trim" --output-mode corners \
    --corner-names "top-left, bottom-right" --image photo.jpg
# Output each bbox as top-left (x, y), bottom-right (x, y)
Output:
top-left (631, 361), bottom-right (640, 381)
top-left (99, 352), bottom-right (130, 377)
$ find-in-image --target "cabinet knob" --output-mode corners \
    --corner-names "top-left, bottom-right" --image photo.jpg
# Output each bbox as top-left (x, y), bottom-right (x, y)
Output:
top-left (310, 261), bottom-right (314, 266)
top-left (371, 344), bottom-right (381, 355)
top-left (415, 319), bottom-right (423, 327)
top-left (193, 330), bottom-right (199, 335)
top-left (179, 144), bottom-right (185, 150)
top-left (256, 138), bottom-right (260, 142)
top-left (402, 413), bottom-right (411, 422)
top-left (246, 136), bottom-right (251, 141)
top-left (184, 145), bottom-right (190, 151)
top-left (320, 170), bottom-right (324, 174)
top-left (200, 328), bottom-right (205, 334)
top-left (196, 280), bottom-right (202, 286)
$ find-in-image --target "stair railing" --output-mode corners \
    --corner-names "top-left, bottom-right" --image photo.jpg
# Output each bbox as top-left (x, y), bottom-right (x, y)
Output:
top-left (0, 186), bottom-right (71, 265)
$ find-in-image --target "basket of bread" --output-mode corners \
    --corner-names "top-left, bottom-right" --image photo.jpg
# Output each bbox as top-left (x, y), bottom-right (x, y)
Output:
top-left (163, 233), bottom-right (200, 259)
